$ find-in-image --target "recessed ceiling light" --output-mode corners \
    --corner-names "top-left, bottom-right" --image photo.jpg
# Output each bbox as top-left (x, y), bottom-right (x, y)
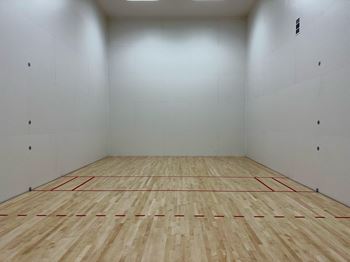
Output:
top-left (127, 0), bottom-right (159, 2)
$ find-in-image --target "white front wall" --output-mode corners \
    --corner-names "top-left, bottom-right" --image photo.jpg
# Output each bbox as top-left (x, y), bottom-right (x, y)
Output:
top-left (0, 0), bottom-right (109, 202)
top-left (246, 0), bottom-right (350, 206)
top-left (108, 19), bottom-right (247, 156)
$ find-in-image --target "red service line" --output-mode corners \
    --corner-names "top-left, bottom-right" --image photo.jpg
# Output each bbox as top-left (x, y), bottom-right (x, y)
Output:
top-left (254, 177), bottom-right (274, 192)
top-left (50, 176), bottom-right (78, 191)
top-left (71, 177), bottom-right (95, 191)
top-left (65, 175), bottom-right (287, 179)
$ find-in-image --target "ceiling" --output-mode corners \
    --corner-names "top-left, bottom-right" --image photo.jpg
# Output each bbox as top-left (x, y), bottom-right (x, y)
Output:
top-left (97, 0), bottom-right (256, 18)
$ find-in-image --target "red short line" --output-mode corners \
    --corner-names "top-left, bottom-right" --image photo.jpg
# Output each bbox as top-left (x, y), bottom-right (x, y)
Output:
top-left (154, 215), bottom-right (165, 217)
top-left (254, 215), bottom-right (265, 218)
top-left (36, 215), bottom-right (47, 217)
top-left (175, 215), bottom-right (184, 217)
top-left (17, 214), bottom-right (27, 217)
top-left (76, 215), bottom-right (86, 217)
top-left (335, 216), bottom-right (350, 219)
top-left (115, 215), bottom-right (126, 217)
top-left (50, 176), bottom-right (78, 191)
top-left (255, 177), bottom-right (274, 192)
top-left (234, 215), bottom-right (245, 218)
top-left (71, 189), bottom-right (271, 192)
top-left (271, 178), bottom-right (297, 192)
top-left (315, 216), bottom-right (325, 218)
top-left (274, 216), bottom-right (285, 218)
top-left (214, 215), bottom-right (225, 218)
top-left (194, 215), bottom-right (205, 217)
top-left (295, 216), bottom-right (305, 218)
top-left (135, 215), bottom-right (145, 217)
top-left (71, 177), bottom-right (95, 191)
top-left (0, 214), bottom-right (9, 216)
top-left (96, 215), bottom-right (106, 217)
top-left (32, 189), bottom-right (316, 193)
top-left (56, 215), bottom-right (67, 217)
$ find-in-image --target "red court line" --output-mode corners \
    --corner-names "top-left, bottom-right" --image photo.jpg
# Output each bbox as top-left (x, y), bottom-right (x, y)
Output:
top-left (50, 176), bottom-right (78, 191)
top-left (71, 177), bottom-right (95, 191)
top-left (255, 177), bottom-right (274, 192)
top-left (271, 178), bottom-right (297, 192)
top-left (33, 189), bottom-right (315, 193)
top-left (65, 175), bottom-right (287, 179)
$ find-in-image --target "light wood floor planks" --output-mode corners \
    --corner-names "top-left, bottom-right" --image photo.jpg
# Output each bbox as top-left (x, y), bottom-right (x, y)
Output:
top-left (0, 157), bottom-right (349, 261)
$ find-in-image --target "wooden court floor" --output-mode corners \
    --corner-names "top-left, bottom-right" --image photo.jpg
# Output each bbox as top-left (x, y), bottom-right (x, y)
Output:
top-left (0, 157), bottom-right (349, 261)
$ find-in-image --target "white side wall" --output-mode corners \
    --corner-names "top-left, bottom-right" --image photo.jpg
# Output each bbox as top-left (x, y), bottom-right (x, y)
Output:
top-left (0, 0), bottom-right (109, 202)
top-left (108, 19), bottom-right (246, 156)
top-left (246, 0), bottom-right (350, 206)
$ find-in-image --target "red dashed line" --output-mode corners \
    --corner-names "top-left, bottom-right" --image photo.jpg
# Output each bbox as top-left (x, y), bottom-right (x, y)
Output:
top-left (295, 216), bottom-right (305, 218)
top-left (194, 215), bottom-right (205, 218)
top-left (56, 215), bottom-right (67, 217)
top-left (76, 215), bottom-right (86, 217)
top-left (36, 215), bottom-right (47, 217)
top-left (233, 215), bottom-right (244, 218)
top-left (135, 215), bottom-right (146, 217)
top-left (315, 216), bottom-right (325, 219)
top-left (175, 215), bottom-right (184, 217)
top-left (154, 215), bottom-right (165, 217)
top-left (96, 215), bottom-right (106, 217)
top-left (115, 214), bottom-right (126, 217)
top-left (0, 214), bottom-right (9, 217)
top-left (274, 216), bottom-right (285, 218)
top-left (335, 216), bottom-right (350, 219)
top-left (254, 215), bottom-right (265, 218)
top-left (214, 215), bottom-right (225, 218)
top-left (17, 214), bottom-right (27, 217)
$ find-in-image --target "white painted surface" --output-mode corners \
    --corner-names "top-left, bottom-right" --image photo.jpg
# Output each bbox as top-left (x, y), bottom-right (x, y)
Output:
top-left (98, 0), bottom-right (256, 18)
top-left (246, 0), bottom-right (350, 206)
top-left (0, 0), bottom-right (109, 202)
top-left (108, 19), bottom-right (246, 156)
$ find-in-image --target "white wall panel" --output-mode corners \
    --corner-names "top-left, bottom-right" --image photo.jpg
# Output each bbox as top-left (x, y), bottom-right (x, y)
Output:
top-left (246, 0), bottom-right (350, 206)
top-left (0, 0), bottom-right (109, 202)
top-left (108, 19), bottom-right (246, 156)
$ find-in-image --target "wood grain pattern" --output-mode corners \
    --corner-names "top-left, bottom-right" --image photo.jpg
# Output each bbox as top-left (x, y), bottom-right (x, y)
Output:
top-left (0, 157), bottom-right (349, 261)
